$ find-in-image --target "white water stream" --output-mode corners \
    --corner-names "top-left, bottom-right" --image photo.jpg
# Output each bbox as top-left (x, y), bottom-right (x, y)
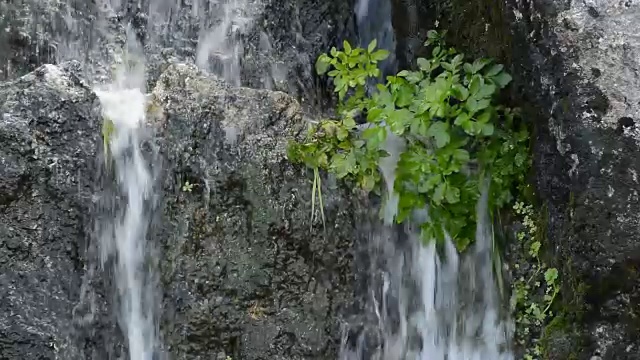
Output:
top-left (340, 133), bottom-right (514, 359)
top-left (94, 27), bottom-right (159, 360)
top-left (88, 1), bottom-right (266, 357)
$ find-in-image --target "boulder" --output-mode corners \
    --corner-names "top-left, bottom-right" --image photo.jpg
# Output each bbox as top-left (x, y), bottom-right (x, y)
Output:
top-left (151, 63), bottom-right (359, 359)
top-left (0, 62), bottom-right (102, 359)
top-left (0, 60), bottom-right (360, 359)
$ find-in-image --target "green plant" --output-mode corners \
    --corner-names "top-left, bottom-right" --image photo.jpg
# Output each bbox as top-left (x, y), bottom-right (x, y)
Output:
top-left (182, 180), bottom-right (195, 192)
top-left (287, 31), bottom-right (530, 250)
top-left (510, 201), bottom-right (560, 359)
top-left (102, 116), bottom-right (115, 167)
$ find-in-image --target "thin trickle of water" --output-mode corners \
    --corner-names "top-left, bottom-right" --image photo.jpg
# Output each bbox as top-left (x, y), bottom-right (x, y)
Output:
top-left (95, 28), bottom-right (160, 360)
top-left (354, 0), bottom-right (396, 74)
top-left (195, 0), bottom-right (262, 85)
top-left (378, 130), bottom-right (405, 226)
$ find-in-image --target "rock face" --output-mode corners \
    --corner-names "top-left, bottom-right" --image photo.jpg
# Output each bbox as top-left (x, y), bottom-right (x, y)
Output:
top-left (0, 61), bottom-right (359, 359)
top-left (150, 63), bottom-right (359, 359)
top-left (0, 63), bottom-right (101, 358)
top-left (391, 0), bottom-right (640, 358)
top-left (0, 0), bottom-right (356, 106)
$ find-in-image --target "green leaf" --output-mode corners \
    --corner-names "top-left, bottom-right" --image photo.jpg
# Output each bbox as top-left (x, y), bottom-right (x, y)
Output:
top-left (371, 49), bottom-right (390, 61)
top-left (530, 241), bottom-right (541, 257)
top-left (362, 126), bottom-right (379, 139)
top-left (544, 268), bottom-right (558, 284)
top-left (469, 75), bottom-right (483, 95)
top-left (427, 121), bottom-right (450, 148)
top-left (472, 58), bottom-right (491, 73)
top-left (419, 174), bottom-right (441, 193)
top-left (453, 149), bottom-right (470, 163)
top-left (405, 71), bottom-right (423, 84)
top-left (368, 38), bottom-right (377, 53)
top-left (330, 153), bottom-right (352, 178)
top-left (417, 58), bottom-right (430, 71)
top-left (477, 83), bottom-right (497, 98)
top-left (493, 72), bottom-right (513, 88)
top-left (481, 123), bottom-right (494, 136)
top-left (342, 116), bottom-right (356, 129)
top-left (433, 182), bottom-right (446, 204)
top-left (477, 110), bottom-right (492, 124)
top-left (485, 63), bottom-right (504, 76)
top-left (454, 112), bottom-right (470, 126)
top-left (452, 84), bottom-right (469, 100)
top-left (445, 185), bottom-right (460, 203)
top-left (463, 63), bottom-right (474, 74)
top-left (441, 62), bottom-right (454, 72)
top-left (397, 70), bottom-right (410, 77)
top-left (315, 56), bottom-right (330, 75)
top-left (362, 174), bottom-right (376, 192)
top-left (343, 40), bottom-right (352, 54)
top-left (336, 126), bottom-right (349, 140)
top-left (367, 108), bottom-right (384, 122)
top-left (395, 87), bottom-right (414, 107)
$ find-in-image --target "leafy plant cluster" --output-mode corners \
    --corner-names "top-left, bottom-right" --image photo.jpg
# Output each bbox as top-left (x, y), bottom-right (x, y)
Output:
top-left (510, 201), bottom-right (560, 359)
top-left (287, 31), bottom-right (530, 250)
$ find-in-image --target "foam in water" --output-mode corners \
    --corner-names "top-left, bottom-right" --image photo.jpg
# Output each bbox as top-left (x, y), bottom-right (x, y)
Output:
top-left (95, 28), bottom-right (159, 360)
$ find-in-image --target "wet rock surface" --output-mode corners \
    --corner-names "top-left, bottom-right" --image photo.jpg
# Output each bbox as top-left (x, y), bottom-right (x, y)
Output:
top-left (151, 63), bottom-right (358, 359)
top-left (0, 61), bottom-right (360, 359)
top-left (0, 63), bottom-right (102, 359)
top-left (392, 0), bottom-right (640, 358)
top-left (0, 0), bottom-right (356, 107)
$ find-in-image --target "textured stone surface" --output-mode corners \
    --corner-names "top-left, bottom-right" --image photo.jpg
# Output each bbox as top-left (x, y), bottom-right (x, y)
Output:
top-left (0, 0), bottom-right (356, 107)
top-left (151, 63), bottom-right (358, 359)
top-left (0, 61), bottom-right (360, 359)
top-left (0, 62), bottom-right (102, 359)
top-left (393, 0), bottom-right (640, 358)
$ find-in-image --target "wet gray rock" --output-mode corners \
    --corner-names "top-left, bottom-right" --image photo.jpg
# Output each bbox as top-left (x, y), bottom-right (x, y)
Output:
top-left (0, 62), bottom-right (102, 359)
top-left (151, 63), bottom-right (359, 359)
top-left (0, 60), bottom-right (360, 359)
top-left (0, 0), bottom-right (356, 108)
top-left (393, 0), bottom-right (640, 358)
top-left (515, 3), bottom-right (640, 359)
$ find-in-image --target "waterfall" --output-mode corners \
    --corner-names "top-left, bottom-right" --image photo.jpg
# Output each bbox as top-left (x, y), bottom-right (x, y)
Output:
top-left (340, 133), bottom-right (514, 359)
top-left (94, 27), bottom-right (161, 359)
top-left (14, 0), bottom-right (517, 357)
top-left (194, 0), bottom-right (261, 86)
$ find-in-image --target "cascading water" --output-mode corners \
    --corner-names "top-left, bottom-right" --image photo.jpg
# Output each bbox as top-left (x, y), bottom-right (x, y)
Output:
top-left (19, 0), bottom-right (516, 357)
top-left (94, 27), bottom-right (161, 359)
top-left (340, 134), bottom-right (514, 359)
top-left (194, 0), bottom-right (260, 85)
top-left (354, 0), bottom-right (396, 75)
